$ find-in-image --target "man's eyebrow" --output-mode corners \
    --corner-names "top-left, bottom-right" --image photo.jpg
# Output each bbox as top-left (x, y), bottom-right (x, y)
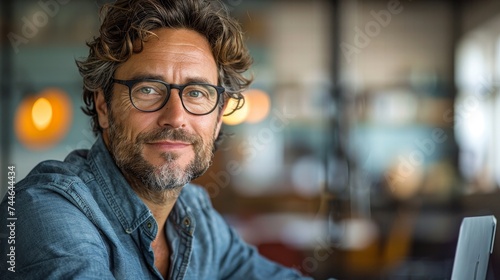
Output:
top-left (127, 73), bottom-right (214, 85)
top-left (128, 73), bottom-right (164, 81)
top-left (184, 77), bottom-right (214, 84)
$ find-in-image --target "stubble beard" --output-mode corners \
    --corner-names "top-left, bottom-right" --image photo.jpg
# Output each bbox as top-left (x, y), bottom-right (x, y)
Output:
top-left (106, 112), bottom-right (215, 200)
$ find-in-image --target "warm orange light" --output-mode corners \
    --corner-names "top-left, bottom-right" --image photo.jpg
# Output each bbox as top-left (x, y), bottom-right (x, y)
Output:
top-left (14, 88), bottom-right (72, 150)
top-left (245, 89), bottom-right (271, 124)
top-left (222, 89), bottom-right (271, 126)
top-left (32, 97), bottom-right (53, 130)
top-left (222, 98), bottom-right (249, 126)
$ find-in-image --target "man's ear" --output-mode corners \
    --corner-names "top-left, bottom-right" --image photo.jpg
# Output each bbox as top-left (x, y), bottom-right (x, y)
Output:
top-left (95, 89), bottom-right (109, 129)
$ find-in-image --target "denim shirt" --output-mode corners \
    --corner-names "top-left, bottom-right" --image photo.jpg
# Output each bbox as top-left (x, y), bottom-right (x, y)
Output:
top-left (0, 136), bottom-right (311, 280)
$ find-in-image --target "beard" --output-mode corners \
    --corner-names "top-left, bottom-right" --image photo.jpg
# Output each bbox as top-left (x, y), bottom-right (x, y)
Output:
top-left (106, 112), bottom-right (216, 195)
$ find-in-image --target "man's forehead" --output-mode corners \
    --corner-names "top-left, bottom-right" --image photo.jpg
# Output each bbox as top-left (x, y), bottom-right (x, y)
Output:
top-left (115, 29), bottom-right (218, 83)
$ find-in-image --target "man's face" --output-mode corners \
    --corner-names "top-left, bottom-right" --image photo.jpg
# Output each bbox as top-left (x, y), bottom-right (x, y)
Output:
top-left (95, 28), bottom-right (223, 193)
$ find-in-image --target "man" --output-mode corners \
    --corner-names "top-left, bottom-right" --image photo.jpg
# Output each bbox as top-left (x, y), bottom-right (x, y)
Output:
top-left (0, 0), bottom-right (313, 279)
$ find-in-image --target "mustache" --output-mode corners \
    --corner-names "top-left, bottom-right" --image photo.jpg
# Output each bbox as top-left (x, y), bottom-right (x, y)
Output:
top-left (138, 128), bottom-right (200, 145)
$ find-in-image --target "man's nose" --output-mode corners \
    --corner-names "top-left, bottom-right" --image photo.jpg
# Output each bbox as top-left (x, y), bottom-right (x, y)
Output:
top-left (156, 91), bottom-right (186, 129)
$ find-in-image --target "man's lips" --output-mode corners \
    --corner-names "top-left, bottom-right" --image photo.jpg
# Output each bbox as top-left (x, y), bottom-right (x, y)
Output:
top-left (146, 141), bottom-right (192, 150)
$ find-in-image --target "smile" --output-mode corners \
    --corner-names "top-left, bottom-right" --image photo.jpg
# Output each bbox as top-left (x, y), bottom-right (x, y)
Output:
top-left (147, 141), bottom-right (192, 151)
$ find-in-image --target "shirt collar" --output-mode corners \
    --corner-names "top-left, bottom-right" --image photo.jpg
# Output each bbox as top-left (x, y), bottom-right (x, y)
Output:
top-left (87, 135), bottom-right (152, 234)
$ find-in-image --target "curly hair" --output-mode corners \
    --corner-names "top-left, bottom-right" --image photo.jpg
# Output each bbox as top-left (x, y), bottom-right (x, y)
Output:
top-left (76, 0), bottom-right (252, 136)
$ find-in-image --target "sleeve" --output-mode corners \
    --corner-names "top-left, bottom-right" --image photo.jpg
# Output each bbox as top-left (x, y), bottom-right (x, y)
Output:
top-left (0, 185), bottom-right (115, 280)
top-left (194, 187), bottom-right (314, 280)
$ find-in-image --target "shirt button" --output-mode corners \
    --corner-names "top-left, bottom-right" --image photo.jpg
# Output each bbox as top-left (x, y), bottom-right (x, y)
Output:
top-left (183, 218), bottom-right (191, 227)
top-left (147, 222), bottom-right (152, 228)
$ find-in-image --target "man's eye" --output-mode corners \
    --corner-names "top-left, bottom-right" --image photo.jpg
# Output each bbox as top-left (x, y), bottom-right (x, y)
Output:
top-left (187, 90), bottom-right (203, 98)
top-left (139, 87), bottom-right (157, 95)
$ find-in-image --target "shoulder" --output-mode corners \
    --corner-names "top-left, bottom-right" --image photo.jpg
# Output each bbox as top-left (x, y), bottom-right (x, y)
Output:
top-left (176, 185), bottom-right (309, 279)
top-left (13, 149), bottom-right (95, 204)
top-left (2, 152), bottom-right (101, 243)
top-left (0, 176), bottom-right (107, 272)
top-left (4, 153), bottom-right (98, 231)
top-left (20, 149), bottom-right (92, 187)
top-left (0, 156), bottom-right (109, 275)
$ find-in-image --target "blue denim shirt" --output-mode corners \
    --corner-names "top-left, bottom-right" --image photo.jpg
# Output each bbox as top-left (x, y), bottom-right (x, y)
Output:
top-left (0, 136), bottom-right (311, 280)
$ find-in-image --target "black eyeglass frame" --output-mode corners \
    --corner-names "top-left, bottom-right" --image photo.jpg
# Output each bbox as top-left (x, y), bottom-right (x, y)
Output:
top-left (112, 78), bottom-right (225, 116)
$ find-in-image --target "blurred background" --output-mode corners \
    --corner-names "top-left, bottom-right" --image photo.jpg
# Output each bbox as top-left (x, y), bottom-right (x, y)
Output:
top-left (2, 0), bottom-right (500, 279)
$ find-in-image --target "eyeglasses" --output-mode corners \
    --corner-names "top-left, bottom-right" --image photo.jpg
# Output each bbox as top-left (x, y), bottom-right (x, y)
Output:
top-left (112, 78), bottom-right (225, 115)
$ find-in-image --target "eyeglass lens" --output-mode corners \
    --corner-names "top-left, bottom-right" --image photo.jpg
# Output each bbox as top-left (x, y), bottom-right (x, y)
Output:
top-left (129, 80), bottom-right (218, 114)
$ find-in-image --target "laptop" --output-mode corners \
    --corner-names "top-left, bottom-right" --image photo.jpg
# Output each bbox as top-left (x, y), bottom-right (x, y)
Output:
top-left (451, 215), bottom-right (497, 280)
